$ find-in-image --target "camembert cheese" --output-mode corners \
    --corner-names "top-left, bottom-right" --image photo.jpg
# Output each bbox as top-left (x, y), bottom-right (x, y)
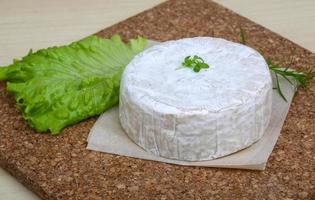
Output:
top-left (119, 37), bottom-right (272, 161)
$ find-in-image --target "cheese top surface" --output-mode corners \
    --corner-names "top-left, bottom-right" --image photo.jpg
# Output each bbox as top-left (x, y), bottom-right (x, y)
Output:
top-left (122, 37), bottom-right (271, 113)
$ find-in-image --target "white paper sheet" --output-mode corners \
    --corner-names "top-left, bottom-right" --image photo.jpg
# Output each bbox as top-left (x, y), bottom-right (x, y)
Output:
top-left (86, 41), bottom-right (297, 170)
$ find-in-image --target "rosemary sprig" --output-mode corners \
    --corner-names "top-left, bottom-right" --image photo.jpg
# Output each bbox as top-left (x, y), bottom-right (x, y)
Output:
top-left (177, 55), bottom-right (209, 72)
top-left (267, 58), bottom-right (314, 88)
top-left (268, 59), bottom-right (314, 101)
top-left (239, 27), bottom-right (314, 101)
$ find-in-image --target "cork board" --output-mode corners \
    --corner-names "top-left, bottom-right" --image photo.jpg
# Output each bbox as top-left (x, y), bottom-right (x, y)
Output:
top-left (0, 0), bottom-right (314, 199)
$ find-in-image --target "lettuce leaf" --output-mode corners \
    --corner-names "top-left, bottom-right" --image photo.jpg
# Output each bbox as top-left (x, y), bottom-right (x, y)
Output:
top-left (0, 35), bottom-right (147, 135)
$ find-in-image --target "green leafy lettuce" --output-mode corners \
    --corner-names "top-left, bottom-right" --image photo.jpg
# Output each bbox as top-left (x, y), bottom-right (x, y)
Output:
top-left (0, 35), bottom-right (147, 135)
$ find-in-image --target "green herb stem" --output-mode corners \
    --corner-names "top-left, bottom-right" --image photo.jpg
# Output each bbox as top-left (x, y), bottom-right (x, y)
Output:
top-left (240, 27), bottom-right (246, 45)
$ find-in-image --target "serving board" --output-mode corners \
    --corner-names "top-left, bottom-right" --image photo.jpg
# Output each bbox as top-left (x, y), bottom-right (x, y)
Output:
top-left (0, 0), bottom-right (314, 199)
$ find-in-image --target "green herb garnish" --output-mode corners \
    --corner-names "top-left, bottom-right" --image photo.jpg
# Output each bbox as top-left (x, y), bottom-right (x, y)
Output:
top-left (240, 26), bottom-right (246, 45)
top-left (239, 27), bottom-right (314, 101)
top-left (177, 55), bottom-right (209, 72)
top-left (267, 58), bottom-right (314, 101)
top-left (0, 35), bottom-right (147, 134)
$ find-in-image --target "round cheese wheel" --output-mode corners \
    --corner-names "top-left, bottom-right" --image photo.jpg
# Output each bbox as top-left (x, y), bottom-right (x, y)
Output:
top-left (119, 37), bottom-right (272, 161)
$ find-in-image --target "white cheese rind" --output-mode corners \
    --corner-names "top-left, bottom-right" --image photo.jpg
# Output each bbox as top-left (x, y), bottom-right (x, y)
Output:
top-left (119, 37), bottom-right (272, 161)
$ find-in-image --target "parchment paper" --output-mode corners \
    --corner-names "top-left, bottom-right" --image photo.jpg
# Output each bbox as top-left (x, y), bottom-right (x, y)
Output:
top-left (87, 41), bottom-right (297, 170)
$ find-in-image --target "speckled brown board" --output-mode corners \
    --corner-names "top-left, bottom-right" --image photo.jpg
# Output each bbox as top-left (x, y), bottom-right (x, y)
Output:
top-left (0, 0), bottom-right (314, 199)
